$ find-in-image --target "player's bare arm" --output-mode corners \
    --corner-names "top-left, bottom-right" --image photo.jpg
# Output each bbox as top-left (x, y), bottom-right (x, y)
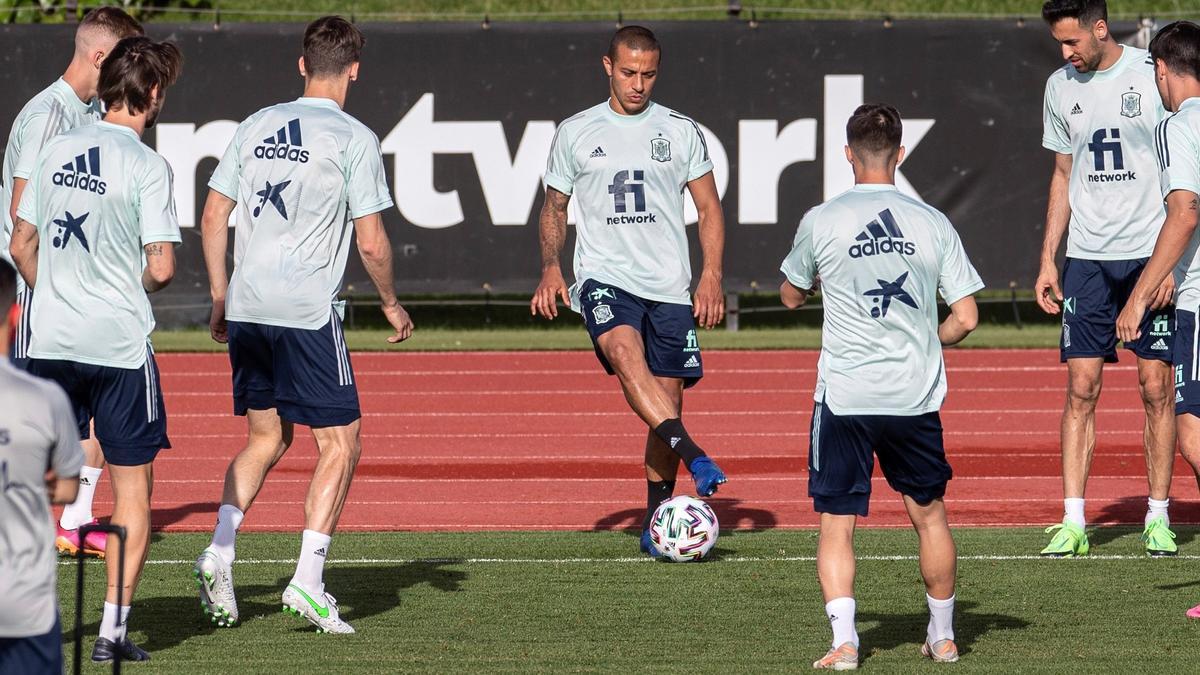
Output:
top-left (142, 241), bottom-right (175, 293)
top-left (354, 211), bottom-right (413, 343)
top-left (531, 186), bottom-right (571, 320)
top-left (1117, 190), bottom-right (1200, 342)
top-left (938, 296), bottom-right (979, 346)
top-left (9, 216), bottom-right (40, 288)
top-left (1035, 152), bottom-right (1072, 314)
top-left (7, 177), bottom-right (27, 237)
top-left (688, 171), bottom-right (725, 329)
top-left (200, 189), bottom-right (236, 343)
top-left (779, 280), bottom-right (812, 309)
top-left (45, 469), bottom-right (80, 505)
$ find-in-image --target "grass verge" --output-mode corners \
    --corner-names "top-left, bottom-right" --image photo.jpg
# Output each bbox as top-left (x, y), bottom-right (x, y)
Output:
top-left (59, 528), bottom-right (1200, 673)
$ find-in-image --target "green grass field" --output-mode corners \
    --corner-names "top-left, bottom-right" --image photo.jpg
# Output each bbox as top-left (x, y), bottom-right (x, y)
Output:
top-left (59, 528), bottom-right (1200, 672)
top-left (150, 323), bottom-right (1061, 352)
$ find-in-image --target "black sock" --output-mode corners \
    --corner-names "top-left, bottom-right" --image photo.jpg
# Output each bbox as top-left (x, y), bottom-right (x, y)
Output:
top-left (653, 418), bottom-right (707, 468)
top-left (642, 480), bottom-right (676, 530)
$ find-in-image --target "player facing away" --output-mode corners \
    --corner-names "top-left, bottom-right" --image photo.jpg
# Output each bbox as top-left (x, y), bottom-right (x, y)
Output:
top-left (1, 6), bottom-right (142, 561)
top-left (1034, 0), bottom-right (1177, 557)
top-left (1113, 20), bottom-right (1200, 616)
top-left (0, 259), bottom-right (85, 675)
top-left (530, 26), bottom-right (728, 556)
top-left (194, 16), bottom-right (413, 634)
top-left (8, 36), bottom-right (182, 663)
top-left (781, 105), bottom-right (983, 670)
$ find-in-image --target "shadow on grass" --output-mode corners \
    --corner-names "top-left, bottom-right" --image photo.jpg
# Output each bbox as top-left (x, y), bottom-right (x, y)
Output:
top-left (857, 600), bottom-right (1029, 664)
top-left (63, 562), bottom-right (467, 651)
top-left (592, 497), bottom-right (778, 532)
top-left (1090, 497), bottom-right (1200, 549)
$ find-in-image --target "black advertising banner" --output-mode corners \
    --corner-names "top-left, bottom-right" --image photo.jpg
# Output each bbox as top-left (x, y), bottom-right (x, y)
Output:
top-left (0, 21), bottom-right (1128, 300)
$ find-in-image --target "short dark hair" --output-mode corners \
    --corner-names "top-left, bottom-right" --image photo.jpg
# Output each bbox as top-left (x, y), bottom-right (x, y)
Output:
top-left (79, 6), bottom-right (143, 41)
top-left (303, 16), bottom-right (364, 78)
top-left (97, 36), bottom-right (183, 116)
top-left (0, 259), bottom-right (16, 313)
top-left (1150, 21), bottom-right (1200, 80)
top-left (1041, 0), bottom-right (1107, 26)
top-left (847, 104), bottom-right (903, 157)
top-left (608, 25), bottom-right (660, 61)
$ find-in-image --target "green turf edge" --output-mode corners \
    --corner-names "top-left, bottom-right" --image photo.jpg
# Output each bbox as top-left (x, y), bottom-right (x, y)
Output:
top-left (150, 323), bottom-right (1061, 352)
top-left (58, 528), bottom-right (1200, 674)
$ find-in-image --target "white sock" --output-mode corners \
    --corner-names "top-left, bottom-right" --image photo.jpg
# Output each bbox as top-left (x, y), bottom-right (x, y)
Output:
top-left (825, 597), bottom-right (858, 648)
top-left (1063, 498), bottom-right (1085, 528)
top-left (60, 466), bottom-right (102, 530)
top-left (1147, 498), bottom-right (1170, 528)
top-left (291, 529), bottom-right (331, 594)
top-left (98, 602), bottom-right (130, 642)
top-left (926, 593), bottom-right (955, 644)
top-left (210, 504), bottom-right (244, 565)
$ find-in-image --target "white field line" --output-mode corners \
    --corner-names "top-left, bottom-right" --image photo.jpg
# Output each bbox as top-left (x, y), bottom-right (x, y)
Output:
top-left (60, 553), bottom-right (1200, 566)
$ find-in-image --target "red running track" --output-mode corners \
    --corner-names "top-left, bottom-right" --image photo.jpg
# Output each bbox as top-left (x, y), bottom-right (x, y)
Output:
top-left (83, 349), bottom-right (1200, 531)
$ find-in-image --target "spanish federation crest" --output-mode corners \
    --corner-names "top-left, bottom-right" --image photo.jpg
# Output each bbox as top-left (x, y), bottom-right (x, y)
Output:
top-left (1121, 90), bottom-right (1142, 118)
top-left (650, 137), bottom-right (671, 162)
top-left (592, 304), bottom-right (614, 324)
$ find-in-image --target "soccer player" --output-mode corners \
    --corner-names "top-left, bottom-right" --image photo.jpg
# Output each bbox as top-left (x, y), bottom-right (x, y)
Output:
top-left (1113, 20), bottom-right (1200, 616)
top-left (530, 26), bottom-right (728, 557)
top-left (1, 5), bottom-right (142, 561)
top-left (193, 16), bottom-right (413, 635)
top-left (1034, 0), bottom-right (1177, 557)
top-left (781, 104), bottom-right (983, 669)
top-left (8, 36), bottom-right (182, 662)
top-left (0, 259), bottom-right (85, 674)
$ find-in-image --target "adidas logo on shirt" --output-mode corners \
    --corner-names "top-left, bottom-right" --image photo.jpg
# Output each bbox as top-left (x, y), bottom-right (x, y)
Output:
top-left (1152, 338), bottom-right (1169, 351)
top-left (590, 146), bottom-right (606, 158)
top-left (1071, 103), bottom-right (1083, 115)
top-left (683, 355), bottom-right (700, 368)
top-left (254, 118), bottom-right (310, 163)
top-left (52, 146), bottom-right (106, 194)
top-left (848, 209), bottom-right (915, 258)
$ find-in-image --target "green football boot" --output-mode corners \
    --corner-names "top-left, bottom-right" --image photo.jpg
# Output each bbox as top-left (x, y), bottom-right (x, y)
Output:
top-left (1142, 516), bottom-right (1178, 557)
top-left (1040, 520), bottom-right (1089, 557)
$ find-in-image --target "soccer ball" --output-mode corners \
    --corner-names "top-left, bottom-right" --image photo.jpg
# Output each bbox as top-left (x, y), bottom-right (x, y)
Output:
top-left (648, 495), bottom-right (719, 562)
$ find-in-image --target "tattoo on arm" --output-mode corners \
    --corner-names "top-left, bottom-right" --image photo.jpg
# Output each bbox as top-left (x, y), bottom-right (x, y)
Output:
top-left (1190, 197), bottom-right (1198, 211)
top-left (539, 189), bottom-right (570, 269)
top-left (145, 243), bottom-right (164, 256)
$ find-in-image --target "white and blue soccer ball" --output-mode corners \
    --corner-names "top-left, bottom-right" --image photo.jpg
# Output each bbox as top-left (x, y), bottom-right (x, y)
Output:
top-left (649, 495), bottom-right (719, 562)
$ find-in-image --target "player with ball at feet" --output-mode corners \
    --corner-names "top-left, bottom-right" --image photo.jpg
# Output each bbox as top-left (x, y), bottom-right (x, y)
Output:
top-left (780, 105), bottom-right (983, 669)
top-left (530, 25), bottom-right (728, 557)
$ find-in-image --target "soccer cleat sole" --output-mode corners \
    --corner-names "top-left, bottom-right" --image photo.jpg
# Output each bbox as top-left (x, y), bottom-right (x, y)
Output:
top-left (282, 603), bottom-right (332, 634)
top-left (1147, 549), bottom-right (1178, 558)
top-left (193, 567), bottom-right (237, 627)
top-left (56, 536), bottom-right (104, 559)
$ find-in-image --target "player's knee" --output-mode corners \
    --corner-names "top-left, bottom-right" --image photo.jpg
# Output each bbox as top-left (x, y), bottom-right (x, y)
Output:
top-left (1065, 375), bottom-right (1101, 409)
top-left (603, 339), bottom-right (641, 375)
top-left (1138, 376), bottom-right (1172, 409)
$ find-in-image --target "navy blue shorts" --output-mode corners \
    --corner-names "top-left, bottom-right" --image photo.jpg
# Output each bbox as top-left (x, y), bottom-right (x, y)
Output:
top-left (28, 353), bottom-right (169, 466)
top-left (577, 279), bottom-right (703, 388)
top-left (227, 314), bottom-right (360, 428)
top-left (807, 400), bottom-right (952, 516)
top-left (1174, 309), bottom-right (1200, 417)
top-left (0, 614), bottom-right (62, 675)
top-left (1060, 257), bottom-right (1174, 363)
top-left (9, 287), bottom-right (32, 370)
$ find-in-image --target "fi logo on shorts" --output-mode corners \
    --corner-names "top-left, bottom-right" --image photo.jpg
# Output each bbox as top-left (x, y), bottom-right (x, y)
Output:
top-left (254, 118), bottom-right (310, 163)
